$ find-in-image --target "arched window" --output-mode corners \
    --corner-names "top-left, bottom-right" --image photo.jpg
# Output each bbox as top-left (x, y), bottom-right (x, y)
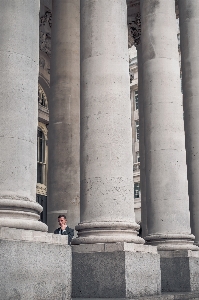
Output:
top-left (37, 128), bottom-right (46, 185)
top-left (38, 84), bottom-right (48, 109)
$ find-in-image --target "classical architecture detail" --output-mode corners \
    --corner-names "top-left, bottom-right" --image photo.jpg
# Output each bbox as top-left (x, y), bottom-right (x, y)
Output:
top-left (128, 12), bottom-right (141, 47)
top-left (38, 84), bottom-right (48, 109)
top-left (2, 0), bottom-right (199, 298)
top-left (39, 11), bottom-right (52, 56)
top-left (36, 183), bottom-right (47, 196)
top-left (129, 66), bottom-right (134, 83)
top-left (38, 121), bottom-right (48, 139)
top-left (39, 57), bottom-right (45, 68)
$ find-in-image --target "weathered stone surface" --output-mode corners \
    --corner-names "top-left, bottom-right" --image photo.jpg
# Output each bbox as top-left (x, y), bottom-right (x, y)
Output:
top-left (0, 228), bottom-right (72, 300)
top-left (0, 0), bottom-right (47, 232)
top-left (73, 0), bottom-right (143, 245)
top-left (72, 243), bottom-right (161, 298)
top-left (47, 0), bottom-right (80, 234)
top-left (160, 250), bottom-right (199, 293)
top-left (179, 0), bottom-right (199, 247)
top-left (72, 293), bottom-right (199, 300)
top-left (141, 0), bottom-right (195, 250)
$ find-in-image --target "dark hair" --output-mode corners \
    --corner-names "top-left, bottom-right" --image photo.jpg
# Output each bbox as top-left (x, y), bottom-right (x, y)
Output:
top-left (58, 214), bottom-right (67, 220)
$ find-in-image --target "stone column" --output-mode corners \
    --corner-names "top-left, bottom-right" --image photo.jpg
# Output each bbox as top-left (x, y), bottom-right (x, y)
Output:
top-left (73, 0), bottom-right (143, 245)
top-left (141, 0), bottom-right (196, 250)
top-left (179, 0), bottom-right (199, 246)
top-left (137, 44), bottom-right (148, 239)
top-left (0, 0), bottom-right (47, 232)
top-left (72, 3), bottom-right (162, 298)
top-left (48, 0), bottom-right (80, 233)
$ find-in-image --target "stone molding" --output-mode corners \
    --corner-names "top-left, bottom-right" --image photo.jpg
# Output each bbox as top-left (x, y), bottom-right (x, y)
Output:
top-left (38, 83), bottom-right (48, 109)
top-left (39, 10), bottom-right (52, 56)
top-left (36, 183), bottom-right (47, 196)
top-left (0, 198), bottom-right (47, 232)
top-left (39, 72), bottom-right (50, 87)
top-left (38, 121), bottom-right (48, 139)
top-left (39, 57), bottom-right (50, 75)
top-left (72, 221), bottom-right (144, 245)
top-left (128, 12), bottom-right (141, 47)
top-left (72, 241), bottom-right (158, 254)
top-left (0, 227), bottom-right (68, 245)
top-left (145, 233), bottom-right (198, 251)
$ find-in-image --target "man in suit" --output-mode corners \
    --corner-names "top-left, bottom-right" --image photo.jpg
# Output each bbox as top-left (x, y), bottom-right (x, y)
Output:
top-left (54, 214), bottom-right (74, 245)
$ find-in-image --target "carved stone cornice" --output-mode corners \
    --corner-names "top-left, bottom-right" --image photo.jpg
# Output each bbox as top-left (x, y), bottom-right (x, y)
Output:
top-left (128, 12), bottom-right (141, 47)
top-left (39, 11), bottom-right (52, 56)
top-left (127, 0), bottom-right (141, 47)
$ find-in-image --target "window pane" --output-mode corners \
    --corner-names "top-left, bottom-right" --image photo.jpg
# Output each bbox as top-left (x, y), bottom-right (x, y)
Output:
top-left (37, 163), bottom-right (42, 184)
top-left (134, 182), bottom-right (140, 198)
top-left (135, 90), bottom-right (139, 110)
top-left (37, 128), bottom-right (46, 185)
top-left (135, 120), bottom-right (139, 141)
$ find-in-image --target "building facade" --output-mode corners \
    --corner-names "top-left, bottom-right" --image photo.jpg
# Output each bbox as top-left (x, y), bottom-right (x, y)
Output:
top-left (1, 0), bottom-right (199, 299)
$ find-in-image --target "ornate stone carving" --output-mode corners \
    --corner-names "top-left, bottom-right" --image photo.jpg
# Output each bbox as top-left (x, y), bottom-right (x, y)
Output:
top-left (133, 162), bottom-right (140, 172)
top-left (129, 69), bottom-right (134, 83)
top-left (128, 12), bottom-right (141, 47)
top-left (38, 84), bottom-right (48, 109)
top-left (38, 122), bottom-right (48, 139)
top-left (39, 11), bottom-right (52, 56)
top-left (36, 183), bottom-right (47, 196)
top-left (39, 57), bottom-right (45, 69)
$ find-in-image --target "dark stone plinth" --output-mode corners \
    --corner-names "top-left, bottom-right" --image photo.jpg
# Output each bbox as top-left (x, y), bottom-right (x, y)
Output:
top-left (72, 243), bottom-right (161, 299)
top-left (159, 250), bottom-right (199, 293)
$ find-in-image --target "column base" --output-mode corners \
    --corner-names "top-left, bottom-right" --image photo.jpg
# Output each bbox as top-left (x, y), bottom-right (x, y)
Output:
top-left (159, 249), bottom-right (199, 293)
top-left (72, 242), bottom-right (161, 298)
top-left (0, 198), bottom-right (47, 231)
top-left (145, 233), bottom-right (198, 250)
top-left (73, 221), bottom-right (144, 244)
top-left (0, 227), bottom-right (72, 299)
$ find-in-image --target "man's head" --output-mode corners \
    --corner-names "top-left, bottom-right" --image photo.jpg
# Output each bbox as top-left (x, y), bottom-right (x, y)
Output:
top-left (58, 214), bottom-right (67, 227)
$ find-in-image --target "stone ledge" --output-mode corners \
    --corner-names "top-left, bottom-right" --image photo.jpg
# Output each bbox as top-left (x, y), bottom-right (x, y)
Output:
top-left (159, 249), bottom-right (199, 258)
top-left (0, 226), bottom-right (68, 245)
top-left (72, 242), bottom-right (157, 253)
top-left (0, 238), bottom-right (71, 299)
top-left (72, 292), bottom-right (199, 300)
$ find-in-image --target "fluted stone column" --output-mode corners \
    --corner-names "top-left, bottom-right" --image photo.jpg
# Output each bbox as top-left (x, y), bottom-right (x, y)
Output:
top-left (73, 0), bottom-right (143, 245)
top-left (0, 0), bottom-right (47, 232)
top-left (179, 1), bottom-right (199, 246)
top-left (141, 0), bottom-right (196, 250)
top-left (137, 44), bottom-right (148, 239)
top-left (48, 0), bottom-right (80, 233)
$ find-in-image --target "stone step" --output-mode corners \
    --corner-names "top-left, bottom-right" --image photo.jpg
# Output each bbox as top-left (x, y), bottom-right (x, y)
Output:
top-left (73, 292), bottom-right (199, 300)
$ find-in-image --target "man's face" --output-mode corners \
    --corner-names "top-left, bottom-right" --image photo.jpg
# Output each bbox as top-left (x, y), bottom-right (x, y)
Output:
top-left (58, 217), bottom-right (67, 227)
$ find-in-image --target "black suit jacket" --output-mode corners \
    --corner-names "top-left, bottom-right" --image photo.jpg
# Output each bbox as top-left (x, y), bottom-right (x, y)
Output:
top-left (54, 226), bottom-right (74, 245)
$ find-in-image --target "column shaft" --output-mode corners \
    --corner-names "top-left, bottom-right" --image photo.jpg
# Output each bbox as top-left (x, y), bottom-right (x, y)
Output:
top-left (179, 0), bottom-right (199, 246)
top-left (141, 0), bottom-right (196, 250)
top-left (73, 0), bottom-right (143, 244)
top-left (0, 0), bottom-right (47, 231)
top-left (137, 44), bottom-right (148, 239)
top-left (48, 0), bottom-right (80, 233)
